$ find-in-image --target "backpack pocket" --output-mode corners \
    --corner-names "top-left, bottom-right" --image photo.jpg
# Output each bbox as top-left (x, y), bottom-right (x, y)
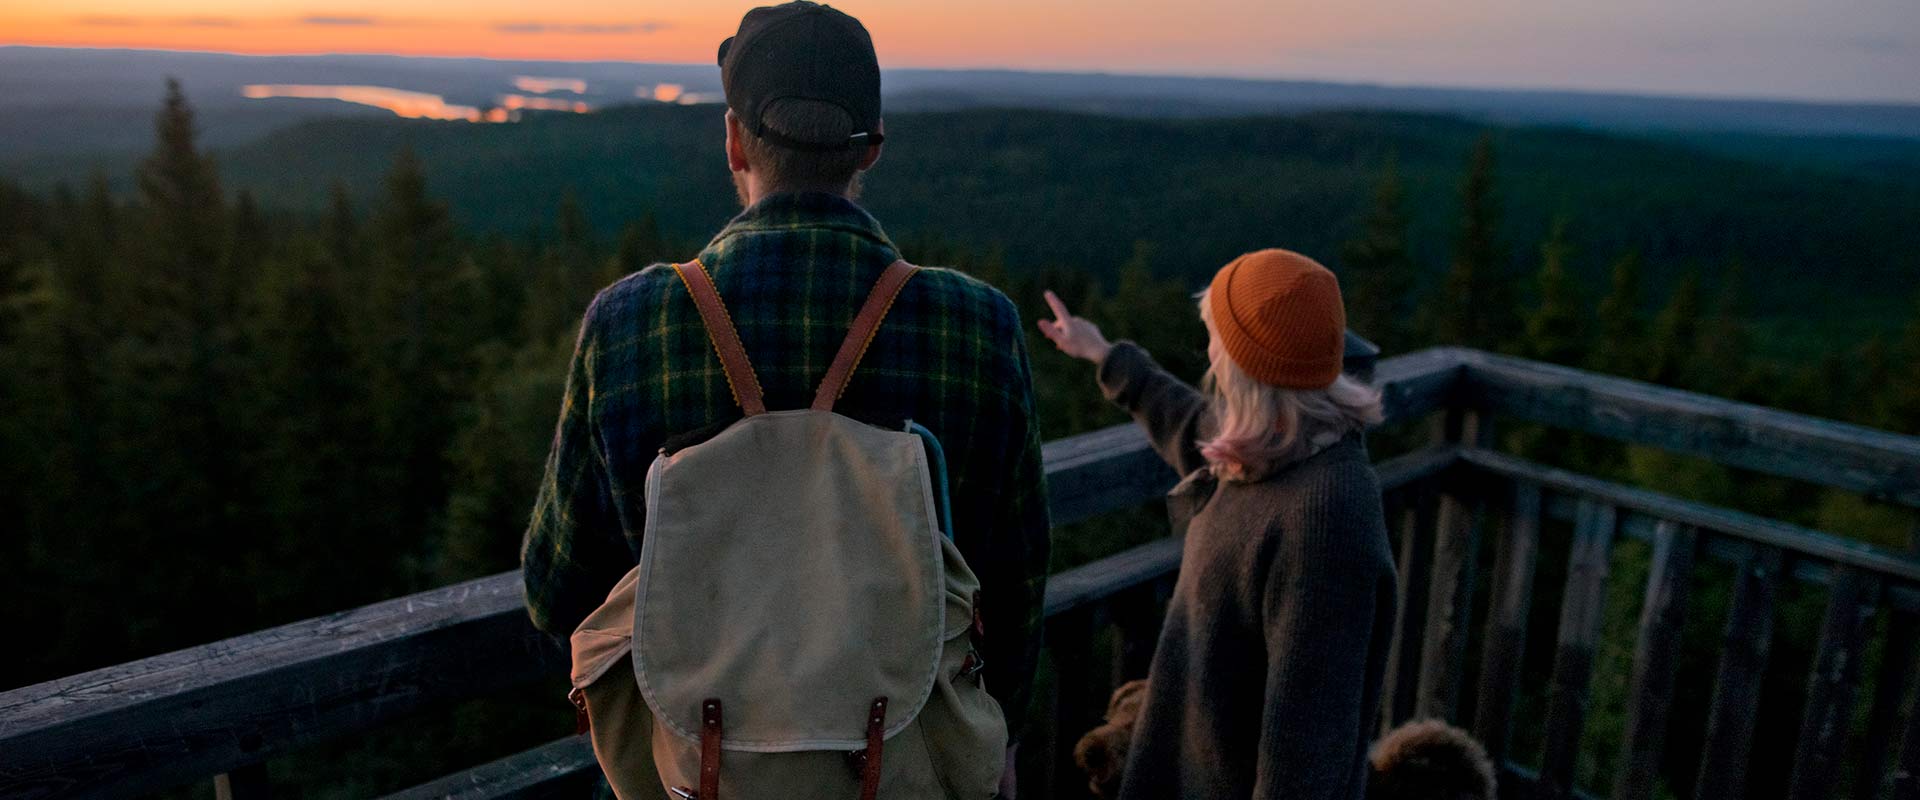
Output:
top-left (916, 539), bottom-right (1008, 798)
top-left (570, 566), bottom-right (667, 800)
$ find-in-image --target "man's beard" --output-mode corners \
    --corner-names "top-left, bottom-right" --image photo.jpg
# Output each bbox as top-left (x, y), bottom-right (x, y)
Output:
top-left (733, 171), bottom-right (752, 209)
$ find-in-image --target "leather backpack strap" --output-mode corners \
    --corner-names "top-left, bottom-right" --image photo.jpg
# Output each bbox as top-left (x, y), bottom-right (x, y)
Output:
top-left (812, 260), bottom-right (918, 412)
top-left (673, 260), bottom-right (767, 416)
top-left (699, 698), bottom-right (723, 800)
top-left (857, 697), bottom-right (888, 800)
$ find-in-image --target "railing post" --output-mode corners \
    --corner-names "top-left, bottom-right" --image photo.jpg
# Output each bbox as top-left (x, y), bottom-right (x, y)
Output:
top-left (1537, 499), bottom-right (1617, 800)
top-left (1696, 545), bottom-right (1783, 799)
top-left (1416, 475), bottom-right (1483, 722)
top-left (1894, 648), bottom-right (1920, 800)
top-left (1788, 567), bottom-right (1881, 800)
top-left (1612, 522), bottom-right (1698, 800)
top-left (1859, 608), bottom-right (1920, 800)
top-left (1381, 488), bottom-right (1436, 732)
top-left (1474, 480), bottom-right (1542, 765)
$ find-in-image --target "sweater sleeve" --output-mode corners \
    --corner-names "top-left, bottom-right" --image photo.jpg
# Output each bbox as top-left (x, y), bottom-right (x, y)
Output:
top-left (1096, 341), bottom-right (1211, 477)
top-left (1252, 518), bottom-right (1382, 800)
top-left (521, 295), bottom-right (632, 637)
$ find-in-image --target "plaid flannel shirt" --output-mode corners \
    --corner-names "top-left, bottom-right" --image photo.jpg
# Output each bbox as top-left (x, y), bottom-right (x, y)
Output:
top-left (522, 192), bottom-right (1051, 734)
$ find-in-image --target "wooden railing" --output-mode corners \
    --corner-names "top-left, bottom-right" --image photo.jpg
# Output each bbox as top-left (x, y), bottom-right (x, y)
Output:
top-left (4, 346), bottom-right (1919, 800)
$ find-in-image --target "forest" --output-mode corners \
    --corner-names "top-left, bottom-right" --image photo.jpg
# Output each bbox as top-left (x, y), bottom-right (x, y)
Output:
top-left (3, 81), bottom-right (1920, 798)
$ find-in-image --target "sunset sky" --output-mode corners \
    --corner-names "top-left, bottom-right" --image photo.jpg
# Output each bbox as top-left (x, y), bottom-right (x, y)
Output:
top-left (5, 0), bottom-right (1918, 103)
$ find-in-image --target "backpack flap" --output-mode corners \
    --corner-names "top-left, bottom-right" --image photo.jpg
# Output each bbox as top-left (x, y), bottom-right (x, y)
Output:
top-left (633, 410), bottom-right (947, 752)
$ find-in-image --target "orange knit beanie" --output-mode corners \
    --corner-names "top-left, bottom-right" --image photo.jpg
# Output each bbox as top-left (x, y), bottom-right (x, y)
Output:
top-left (1206, 249), bottom-right (1347, 389)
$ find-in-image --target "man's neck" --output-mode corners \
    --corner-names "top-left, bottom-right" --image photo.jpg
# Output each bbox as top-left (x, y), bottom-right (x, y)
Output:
top-left (737, 174), bottom-right (854, 208)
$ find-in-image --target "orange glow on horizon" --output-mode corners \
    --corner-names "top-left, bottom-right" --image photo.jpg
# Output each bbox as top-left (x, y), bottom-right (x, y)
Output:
top-left (7, 0), bottom-right (1919, 103)
top-left (0, 2), bottom-right (1348, 75)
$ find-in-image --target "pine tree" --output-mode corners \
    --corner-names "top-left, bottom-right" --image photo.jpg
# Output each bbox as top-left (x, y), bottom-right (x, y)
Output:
top-left (362, 146), bottom-right (476, 572)
top-left (1430, 134), bottom-right (1515, 351)
top-left (1339, 154), bottom-right (1417, 352)
top-left (1693, 262), bottom-right (1757, 400)
top-left (325, 182), bottom-right (358, 272)
top-left (1881, 293), bottom-right (1920, 435)
top-left (1589, 252), bottom-right (1646, 378)
top-left (94, 78), bottom-right (251, 654)
top-left (1104, 241), bottom-right (1207, 381)
top-left (1644, 271), bottom-right (1702, 387)
top-left (1524, 217), bottom-right (1585, 365)
top-left (523, 192), bottom-right (603, 341)
top-left (614, 210), bottom-right (669, 277)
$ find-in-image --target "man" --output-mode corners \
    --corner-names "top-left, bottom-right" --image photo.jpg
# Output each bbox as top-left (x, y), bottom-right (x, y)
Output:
top-left (520, 1), bottom-right (1050, 791)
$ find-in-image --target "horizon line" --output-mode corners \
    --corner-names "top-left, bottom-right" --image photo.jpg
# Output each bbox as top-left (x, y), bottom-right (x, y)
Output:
top-left (5, 42), bottom-right (1920, 111)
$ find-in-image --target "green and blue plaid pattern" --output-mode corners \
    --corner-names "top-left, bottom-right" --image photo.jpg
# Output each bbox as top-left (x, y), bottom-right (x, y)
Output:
top-left (522, 192), bottom-right (1051, 734)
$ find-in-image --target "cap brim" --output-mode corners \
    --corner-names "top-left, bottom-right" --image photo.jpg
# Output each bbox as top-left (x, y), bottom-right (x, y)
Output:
top-left (717, 36), bottom-right (733, 67)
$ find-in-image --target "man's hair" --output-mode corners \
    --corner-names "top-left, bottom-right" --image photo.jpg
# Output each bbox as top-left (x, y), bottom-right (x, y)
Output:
top-left (739, 98), bottom-right (871, 194)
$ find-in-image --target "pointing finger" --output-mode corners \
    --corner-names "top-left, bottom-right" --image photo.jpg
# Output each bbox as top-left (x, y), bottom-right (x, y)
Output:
top-left (1043, 290), bottom-right (1072, 323)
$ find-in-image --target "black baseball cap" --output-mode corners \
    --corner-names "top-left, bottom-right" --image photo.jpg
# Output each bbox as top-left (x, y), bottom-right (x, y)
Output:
top-left (717, 1), bottom-right (884, 151)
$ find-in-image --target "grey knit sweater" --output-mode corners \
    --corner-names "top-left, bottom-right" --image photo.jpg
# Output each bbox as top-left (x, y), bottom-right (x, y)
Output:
top-left (1099, 342), bottom-right (1397, 800)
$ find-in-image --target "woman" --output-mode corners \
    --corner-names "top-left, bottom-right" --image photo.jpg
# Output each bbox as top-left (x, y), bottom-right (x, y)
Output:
top-left (1039, 249), bottom-right (1397, 800)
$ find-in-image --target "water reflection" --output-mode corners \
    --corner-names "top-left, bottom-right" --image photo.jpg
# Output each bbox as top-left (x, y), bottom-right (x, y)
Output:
top-left (637, 83), bottom-right (718, 105)
top-left (513, 76), bottom-right (588, 94)
top-left (243, 84), bottom-right (490, 121)
top-left (242, 84), bottom-right (597, 122)
top-left (500, 94), bottom-right (592, 113)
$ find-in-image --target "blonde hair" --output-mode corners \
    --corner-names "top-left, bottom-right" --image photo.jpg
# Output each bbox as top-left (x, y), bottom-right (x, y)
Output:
top-left (1196, 290), bottom-right (1383, 481)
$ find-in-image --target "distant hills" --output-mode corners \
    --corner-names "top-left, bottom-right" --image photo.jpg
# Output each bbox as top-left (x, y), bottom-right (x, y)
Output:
top-left (193, 104), bottom-right (1919, 341)
top-left (4, 45), bottom-right (1920, 168)
top-left (6, 46), bottom-right (1918, 351)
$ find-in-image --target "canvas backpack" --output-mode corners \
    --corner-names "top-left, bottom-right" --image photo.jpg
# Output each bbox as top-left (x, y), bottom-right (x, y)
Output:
top-left (566, 260), bottom-right (1008, 800)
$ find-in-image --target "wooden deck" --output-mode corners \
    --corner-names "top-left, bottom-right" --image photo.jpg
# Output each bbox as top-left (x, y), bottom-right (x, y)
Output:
top-left (4, 345), bottom-right (1919, 799)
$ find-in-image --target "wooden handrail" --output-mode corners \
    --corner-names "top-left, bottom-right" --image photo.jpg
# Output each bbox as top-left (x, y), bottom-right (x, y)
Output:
top-left (9, 346), bottom-right (1920, 799)
top-left (1448, 347), bottom-right (1920, 507)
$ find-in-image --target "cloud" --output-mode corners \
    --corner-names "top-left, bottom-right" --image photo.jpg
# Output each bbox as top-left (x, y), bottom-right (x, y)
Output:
top-left (300, 15), bottom-right (381, 26)
top-left (75, 14), bottom-right (246, 28)
top-left (492, 21), bottom-right (670, 35)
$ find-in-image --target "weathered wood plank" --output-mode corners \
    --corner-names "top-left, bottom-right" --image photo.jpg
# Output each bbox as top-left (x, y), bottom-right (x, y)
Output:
top-left (1788, 567), bottom-right (1882, 800)
top-left (1857, 610), bottom-right (1919, 800)
top-left (1374, 347), bottom-right (1471, 424)
top-left (1382, 489), bottom-right (1436, 732)
top-left (0, 442), bottom-right (1458, 800)
top-left (1042, 423), bottom-right (1180, 527)
top-left (1343, 330), bottom-right (1382, 383)
top-left (1538, 499), bottom-right (1617, 800)
top-left (1612, 522), bottom-right (1697, 800)
top-left (1461, 448), bottom-right (1920, 586)
top-left (1696, 545), bottom-right (1783, 798)
top-left (1417, 487), bottom-right (1483, 721)
top-left (1894, 643), bottom-right (1920, 800)
top-left (1474, 480), bottom-right (1542, 765)
top-left (0, 574), bottom-right (562, 800)
top-left (1528, 480), bottom-right (1920, 614)
top-left (379, 735), bottom-right (597, 800)
top-left (1044, 538), bottom-right (1184, 618)
top-left (1453, 348), bottom-right (1920, 508)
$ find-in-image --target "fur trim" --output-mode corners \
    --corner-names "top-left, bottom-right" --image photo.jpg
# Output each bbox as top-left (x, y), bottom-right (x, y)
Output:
top-left (1368, 718), bottom-right (1497, 800)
